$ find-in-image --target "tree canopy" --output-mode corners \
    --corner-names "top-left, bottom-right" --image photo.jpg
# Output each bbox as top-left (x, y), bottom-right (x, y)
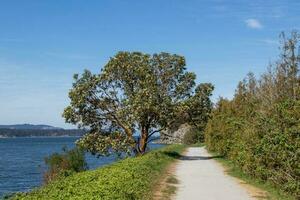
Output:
top-left (63, 52), bottom-right (213, 155)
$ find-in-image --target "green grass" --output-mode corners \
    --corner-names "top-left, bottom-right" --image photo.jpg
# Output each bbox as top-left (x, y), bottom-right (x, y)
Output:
top-left (210, 151), bottom-right (296, 200)
top-left (12, 145), bottom-right (185, 200)
top-left (188, 142), bottom-right (205, 147)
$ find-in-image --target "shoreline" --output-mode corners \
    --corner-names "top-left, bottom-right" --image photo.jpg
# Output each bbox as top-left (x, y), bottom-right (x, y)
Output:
top-left (11, 145), bottom-right (185, 200)
top-left (0, 135), bottom-right (82, 138)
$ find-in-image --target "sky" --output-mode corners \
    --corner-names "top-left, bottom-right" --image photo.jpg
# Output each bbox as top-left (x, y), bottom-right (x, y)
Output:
top-left (0, 0), bottom-right (299, 128)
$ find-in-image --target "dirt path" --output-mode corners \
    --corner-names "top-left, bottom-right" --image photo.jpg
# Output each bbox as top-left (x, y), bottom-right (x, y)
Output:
top-left (173, 147), bottom-right (261, 200)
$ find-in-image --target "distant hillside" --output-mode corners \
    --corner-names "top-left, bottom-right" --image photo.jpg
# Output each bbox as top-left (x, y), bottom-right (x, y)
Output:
top-left (0, 124), bottom-right (85, 137)
top-left (0, 124), bottom-right (62, 130)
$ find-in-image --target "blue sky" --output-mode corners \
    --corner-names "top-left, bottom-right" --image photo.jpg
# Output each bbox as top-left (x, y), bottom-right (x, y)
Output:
top-left (0, 0), bottom-right (299, 128)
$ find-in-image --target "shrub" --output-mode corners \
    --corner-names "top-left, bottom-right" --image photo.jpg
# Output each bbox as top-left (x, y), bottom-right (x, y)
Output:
top-left (205, 32), bottom-right (300, 198)
top-left (12, 145), bottom-right (185, 200)
top-left (43, 147), bottom-right (87, 184)
top-left (182, 128), bottom-right (203, 144)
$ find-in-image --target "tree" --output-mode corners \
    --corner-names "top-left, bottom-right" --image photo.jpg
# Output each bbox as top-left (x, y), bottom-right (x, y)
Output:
top-left (63, 52), bottom-right (200, 155)
top-left (185, 83), bottom-right (214, 129)
top-left (205, 32), bottom-right (300, 196)
top-left (181, 83), bottom-right (214, 142)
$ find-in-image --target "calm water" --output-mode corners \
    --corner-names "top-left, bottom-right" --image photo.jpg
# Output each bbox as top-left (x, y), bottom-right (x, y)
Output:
top-left (0, 137), bottom-right (164, 198)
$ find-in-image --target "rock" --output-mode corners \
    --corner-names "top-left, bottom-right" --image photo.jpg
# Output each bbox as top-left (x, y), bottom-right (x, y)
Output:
top-left (159, 123), bottom-right (192, 144)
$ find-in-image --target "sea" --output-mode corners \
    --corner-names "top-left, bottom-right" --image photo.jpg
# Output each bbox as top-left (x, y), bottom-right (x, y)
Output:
top-left (0, 137), bottom-right (164, 198)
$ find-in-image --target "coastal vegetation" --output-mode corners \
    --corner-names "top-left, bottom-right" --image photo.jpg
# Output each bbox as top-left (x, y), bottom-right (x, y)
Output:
top-left (12, 145), bottom-right (185, 200)
top-left (6, 32), bottom-right (299, 200)
top-left (205, 32), bottom-right (300, 198)
top-left (213, 155), bottom-right (295, 200)
top-left (63, 52), bottom-right (213, 156)
top-left (182, 128), bottom-right (203, 145)
top-left (43, 147), bottom-right (87, 184)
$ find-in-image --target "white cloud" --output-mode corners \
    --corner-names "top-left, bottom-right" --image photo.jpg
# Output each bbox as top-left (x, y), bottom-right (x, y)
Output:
top-left (245, 18), bottom-right (263, 29)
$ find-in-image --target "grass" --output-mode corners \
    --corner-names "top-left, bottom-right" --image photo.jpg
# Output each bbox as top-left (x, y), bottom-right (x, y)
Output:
top-left (188, 142), bottom-right (205, 147)
top-left (11, 142), bottom-right (293, 200)
top-left (11, 144), bottom-right (186, 200)
top-left (159, 176), bottom-right (179, 200)
top-left (210, 151), bottom-right (296, 200)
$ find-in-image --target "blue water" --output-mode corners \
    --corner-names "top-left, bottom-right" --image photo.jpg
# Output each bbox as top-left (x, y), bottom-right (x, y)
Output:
top-left (0, 137), bottom-right (164, 198)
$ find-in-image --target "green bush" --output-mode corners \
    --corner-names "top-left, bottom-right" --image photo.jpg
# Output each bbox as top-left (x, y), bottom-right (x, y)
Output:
top-left (182, 128), bottom-right (203, 145)
top-left (205, 32), bottom-right (300, 198)
top-left (12, 145), bottom-right (185, 200)
top-left (43, 147), bottom-right (87, 184)
top-left (206, 99), bottom-right (300, 198)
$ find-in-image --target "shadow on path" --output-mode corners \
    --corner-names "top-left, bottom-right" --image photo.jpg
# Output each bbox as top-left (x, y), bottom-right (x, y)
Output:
top-left (163, 151), bottom-right (223, 160)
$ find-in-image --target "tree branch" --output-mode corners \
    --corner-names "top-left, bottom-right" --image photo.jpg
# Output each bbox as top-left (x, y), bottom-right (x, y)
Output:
top-left (147, 127), bottom-right (166, 140)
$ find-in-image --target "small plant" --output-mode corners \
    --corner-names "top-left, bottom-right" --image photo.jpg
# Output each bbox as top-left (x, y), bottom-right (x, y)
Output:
top-left (44, 146), bottom-right (87, 184)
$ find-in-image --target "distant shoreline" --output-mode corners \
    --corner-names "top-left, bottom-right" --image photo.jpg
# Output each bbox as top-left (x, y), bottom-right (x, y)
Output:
top-left (0, 126), bottom-right (86, 138)
top-left (0, 135), bottom-right (82, 138)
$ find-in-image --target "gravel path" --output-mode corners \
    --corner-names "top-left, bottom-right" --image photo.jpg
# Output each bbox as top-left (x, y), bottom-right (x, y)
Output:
top-left (173, 147), bottom-right (256, 200)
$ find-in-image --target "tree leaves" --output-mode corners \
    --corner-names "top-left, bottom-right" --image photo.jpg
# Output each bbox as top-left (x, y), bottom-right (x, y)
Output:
top-left (63, 51), bottom-right (212, 155)
top-left (205, 32), bottom-right (300, 197)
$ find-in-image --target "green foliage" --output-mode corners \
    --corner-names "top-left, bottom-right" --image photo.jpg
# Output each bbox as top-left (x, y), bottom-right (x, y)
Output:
top-left (63, 51), bottom-right (209, 155)
top-left (205, 32), bottom-right (300, 198)
top-left (161, 83), bottom-right (214, 144)
top-left (76, 131), bottom-right (134, 157)
top-left (212, 153), bottom-right (295, 200)
top-left (184, 83), bottom-right (214, 130)
top-left (12, 145), bottom-right (185, 200)
top-left (182, 128), bottom-right (203, 145)
top-left (43, 147), bottom-right (87, 184)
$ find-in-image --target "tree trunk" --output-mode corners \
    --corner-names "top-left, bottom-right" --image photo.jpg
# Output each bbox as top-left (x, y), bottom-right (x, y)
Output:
top-left (138, 126), bottom-right (148, 155)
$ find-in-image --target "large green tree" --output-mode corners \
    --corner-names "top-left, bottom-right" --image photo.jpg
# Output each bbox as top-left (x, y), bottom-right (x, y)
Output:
top-left (63, 52), bottom-right (208, 155)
